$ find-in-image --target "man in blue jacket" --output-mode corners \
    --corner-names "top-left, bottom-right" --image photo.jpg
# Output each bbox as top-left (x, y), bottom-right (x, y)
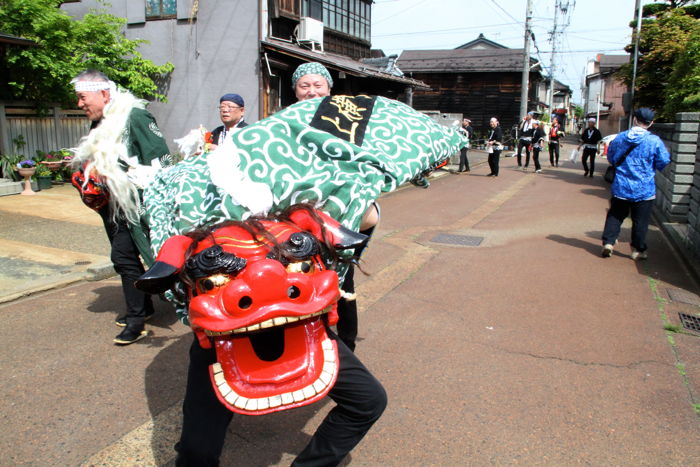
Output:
top-left (601, 108), bottom-right (670, 259)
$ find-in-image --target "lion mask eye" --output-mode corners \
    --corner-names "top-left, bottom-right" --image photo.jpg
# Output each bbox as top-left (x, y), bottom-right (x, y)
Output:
top-left (285, 260), bottom-right (314, 274)
top-left (198, 274), bottom-right (230, 293)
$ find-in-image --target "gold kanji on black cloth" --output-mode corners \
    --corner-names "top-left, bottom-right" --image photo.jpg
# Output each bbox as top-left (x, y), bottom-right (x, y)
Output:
top-left (310, 95), bottom-right (376, 146)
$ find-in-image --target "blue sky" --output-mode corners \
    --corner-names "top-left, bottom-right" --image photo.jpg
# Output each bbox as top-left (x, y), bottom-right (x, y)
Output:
top-left (371, 0), bottom-right (657, 104)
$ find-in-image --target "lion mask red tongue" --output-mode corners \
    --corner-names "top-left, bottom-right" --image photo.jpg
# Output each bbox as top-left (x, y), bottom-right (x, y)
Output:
top-left (135, 206), bottom-right (368, 415)
top-left (210, 318), bottom-right (338, 414)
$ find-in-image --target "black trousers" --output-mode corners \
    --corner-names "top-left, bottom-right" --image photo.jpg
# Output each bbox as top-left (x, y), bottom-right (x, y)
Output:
top-left (99, 207), bottom-right (152, 327)
top-left (175, 333), bottom-right (387, 467)
top-left (336, 265), bottom-right (358, 352)
top-left (582, 147), bottom-right (597, 175)
top-left (526, 147), bottom-right (542, 170)
top-left (516, 139), bottom-right (530, 166)
top-left (602, 197), bottom-right (654, 252)
top-left (336, 223), bottom-right (375, 352)
top-left (488, 150), bottom-right (501, 176)
top-left (458, 147), bottom-right (470, 172)
top-left (549, 141), bottom-right (560, 165)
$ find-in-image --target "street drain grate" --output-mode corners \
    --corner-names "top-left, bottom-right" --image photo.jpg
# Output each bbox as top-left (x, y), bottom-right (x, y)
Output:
top-left (678, 313), bottom-right (700, 333)
top-left (430, 233), bottom-right (484, 247)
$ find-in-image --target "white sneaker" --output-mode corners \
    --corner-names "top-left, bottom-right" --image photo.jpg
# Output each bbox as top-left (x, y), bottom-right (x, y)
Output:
top-left (602, 244), bottom-right (614, 258)
top-left (630, 249), bottom-right (648, 260)
top-left (535, 169), bottom-right (542, 173)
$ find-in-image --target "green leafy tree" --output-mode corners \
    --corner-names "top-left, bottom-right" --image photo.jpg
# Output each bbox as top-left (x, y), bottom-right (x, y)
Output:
top-left (0, 0), bottom-right (174, 107)
top-left (618, 2), bottom-right (700, 119)
top-left (664, 26), bottom-right (700, 115)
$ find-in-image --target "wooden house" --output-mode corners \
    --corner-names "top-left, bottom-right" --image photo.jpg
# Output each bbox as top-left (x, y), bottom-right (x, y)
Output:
top-left (398, 34), bottom-right (545, 140)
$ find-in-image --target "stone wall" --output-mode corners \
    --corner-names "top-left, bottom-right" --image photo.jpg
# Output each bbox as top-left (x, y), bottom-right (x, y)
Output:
top-left (689, 121), bottom-right (700, 258)
top-left (652, 112), bottom-right (700, 260)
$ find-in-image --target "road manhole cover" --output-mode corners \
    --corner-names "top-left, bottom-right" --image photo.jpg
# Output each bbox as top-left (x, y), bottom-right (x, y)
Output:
top-left (679, 313), bottom-right (700, 333)
top-left (667, 289), bottom-right (700, 306)
top-left (74, 261), bottom-right (91, 266)
top-left (430, 233), bottom-right (484, 247)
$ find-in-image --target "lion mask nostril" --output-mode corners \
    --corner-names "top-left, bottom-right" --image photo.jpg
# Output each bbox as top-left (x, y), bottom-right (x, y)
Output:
top-left (287, 285), bottom-right (301, 299)
top-left (239, 296), bottom-right (253, 309)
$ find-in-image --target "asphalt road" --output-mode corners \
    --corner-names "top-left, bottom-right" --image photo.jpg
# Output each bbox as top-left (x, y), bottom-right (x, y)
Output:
top-left (1, 147), bottom-right (699, 466)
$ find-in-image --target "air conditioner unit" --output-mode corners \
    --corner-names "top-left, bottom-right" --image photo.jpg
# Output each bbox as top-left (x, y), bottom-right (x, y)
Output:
top-left (298, 17), bottom-right (324, 45)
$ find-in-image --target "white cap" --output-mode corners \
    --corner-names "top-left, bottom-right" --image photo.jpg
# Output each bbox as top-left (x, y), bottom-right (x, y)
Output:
top-left (588, 117), bottom-right (596, 123)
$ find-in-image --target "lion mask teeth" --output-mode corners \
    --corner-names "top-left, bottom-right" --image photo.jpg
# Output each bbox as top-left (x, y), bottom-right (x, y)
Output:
top-left (204, 306), bottom-right (332, 336)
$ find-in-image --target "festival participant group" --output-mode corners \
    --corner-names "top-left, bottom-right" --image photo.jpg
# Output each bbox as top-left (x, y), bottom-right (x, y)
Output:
top-left (69, 63), bottom-right (669, 466)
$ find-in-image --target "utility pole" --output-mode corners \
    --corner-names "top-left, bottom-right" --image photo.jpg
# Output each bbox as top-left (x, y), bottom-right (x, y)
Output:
top-left (519, 0), bottom-right (534, 120)
top-left (547, 0), bottom-right (560, 121)
top-left (629, 0), bottom-right (643, 127)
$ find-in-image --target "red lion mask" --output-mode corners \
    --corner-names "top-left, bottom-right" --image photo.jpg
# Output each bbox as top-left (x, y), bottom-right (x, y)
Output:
top-left (71, 166), bottom-right (109, 211)
top-left (136, 206), bottom-right (367, 415)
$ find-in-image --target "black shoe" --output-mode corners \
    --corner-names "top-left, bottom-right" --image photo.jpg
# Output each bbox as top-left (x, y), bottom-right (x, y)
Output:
top-left (114, 325), bottom-right (148, 345)
top-left (115, 310), bottom-right (155, 327)
top-left (487, 173), bottom-right (495, 177)
top-left (589, 173), bottom-right (594, 178)
top-left (583, 171), bottom-right (589, 176)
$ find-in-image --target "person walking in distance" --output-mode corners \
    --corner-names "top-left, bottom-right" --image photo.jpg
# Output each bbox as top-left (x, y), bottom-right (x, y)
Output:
top-left (516, 111), bottom-right (535, 167)
top-left (601, 108), bottom-right (670, 259)
top-left (548, 118), bottom-right (564, 167)
top-left (528, 120), bottom-right (546, 173)
top-left (486, 117), bottom-right (503, 177)
top-left (457, 118), bottom-right (473, 173)
top-left (578, 118), bottom-right (602, 177)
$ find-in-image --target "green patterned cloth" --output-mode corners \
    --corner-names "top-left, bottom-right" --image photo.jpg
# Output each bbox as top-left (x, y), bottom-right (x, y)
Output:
top-left (145, 95), bottom-right (465, 271)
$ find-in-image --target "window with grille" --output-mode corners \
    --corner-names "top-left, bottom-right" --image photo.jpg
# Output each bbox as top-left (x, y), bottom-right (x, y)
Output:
top-left (302, 0), bottom-right (371, 43)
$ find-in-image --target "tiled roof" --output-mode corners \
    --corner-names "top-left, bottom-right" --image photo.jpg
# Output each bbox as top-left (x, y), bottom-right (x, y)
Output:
top-left (455, 33), bottom-right (508, 50)
top-left (397, 48), bottom-right (540, 73)
top-left (599, 54), bottom-right (629, 71)
top-left (262, 38), bottom-right (428, 88)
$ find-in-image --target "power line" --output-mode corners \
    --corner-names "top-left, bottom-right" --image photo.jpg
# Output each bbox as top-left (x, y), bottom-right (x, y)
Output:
top-left (490, 0), bottom-right (523, 24)
top-left (373, 0), bottom-right (431, 25)
top-left (373, 22), bottom-right (520, 38)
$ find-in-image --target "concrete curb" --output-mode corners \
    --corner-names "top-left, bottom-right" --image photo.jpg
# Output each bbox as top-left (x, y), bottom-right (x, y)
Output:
top-left (654, 215), bottom-right (700, 287)
top-left (0, 262), bottom-right (116, 305)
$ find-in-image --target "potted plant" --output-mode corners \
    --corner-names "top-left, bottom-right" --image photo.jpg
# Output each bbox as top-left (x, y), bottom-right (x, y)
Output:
top-left (17, 159), bottom-right (36, 176)
top-left (35, 163), bottom-right (53, 190)
top-left (16, 160), bottom-right (36, 195)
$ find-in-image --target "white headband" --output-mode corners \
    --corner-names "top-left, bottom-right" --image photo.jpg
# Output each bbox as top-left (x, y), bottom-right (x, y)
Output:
top-left (72, 80), bottom-right (113, 92)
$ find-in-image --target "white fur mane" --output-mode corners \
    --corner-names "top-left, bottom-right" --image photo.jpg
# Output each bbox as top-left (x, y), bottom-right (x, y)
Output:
top-left (71, 88), bottom-right (146, 224)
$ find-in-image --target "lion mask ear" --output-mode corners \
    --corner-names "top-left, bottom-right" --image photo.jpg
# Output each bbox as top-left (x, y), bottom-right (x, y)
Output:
top-left (287, 207), bottom-right (368, 251)
top-left (135, 235), bottom-right (194, 294)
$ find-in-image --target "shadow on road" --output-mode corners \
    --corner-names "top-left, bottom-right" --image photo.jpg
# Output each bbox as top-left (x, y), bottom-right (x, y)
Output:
top-left (144, 333), bottom-right (338, 466)
top-left (547, 233), bottom-right (603, 258)
top-left (86, 284), bottom-right (180, 331)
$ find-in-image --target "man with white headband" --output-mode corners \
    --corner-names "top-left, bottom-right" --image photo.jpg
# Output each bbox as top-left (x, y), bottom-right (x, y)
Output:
top-left (70, 69), bottom-right (172, 345)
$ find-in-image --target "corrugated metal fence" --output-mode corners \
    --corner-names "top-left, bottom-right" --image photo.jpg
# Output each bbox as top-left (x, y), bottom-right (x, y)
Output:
top-left (0, 102), bottom-right (89, 159)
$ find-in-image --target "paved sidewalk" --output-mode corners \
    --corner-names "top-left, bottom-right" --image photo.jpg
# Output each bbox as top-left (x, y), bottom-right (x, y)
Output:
top-left (0, 184), bottom-right (113, 303)
top-left (1, 147), bottom-right (699, 465)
